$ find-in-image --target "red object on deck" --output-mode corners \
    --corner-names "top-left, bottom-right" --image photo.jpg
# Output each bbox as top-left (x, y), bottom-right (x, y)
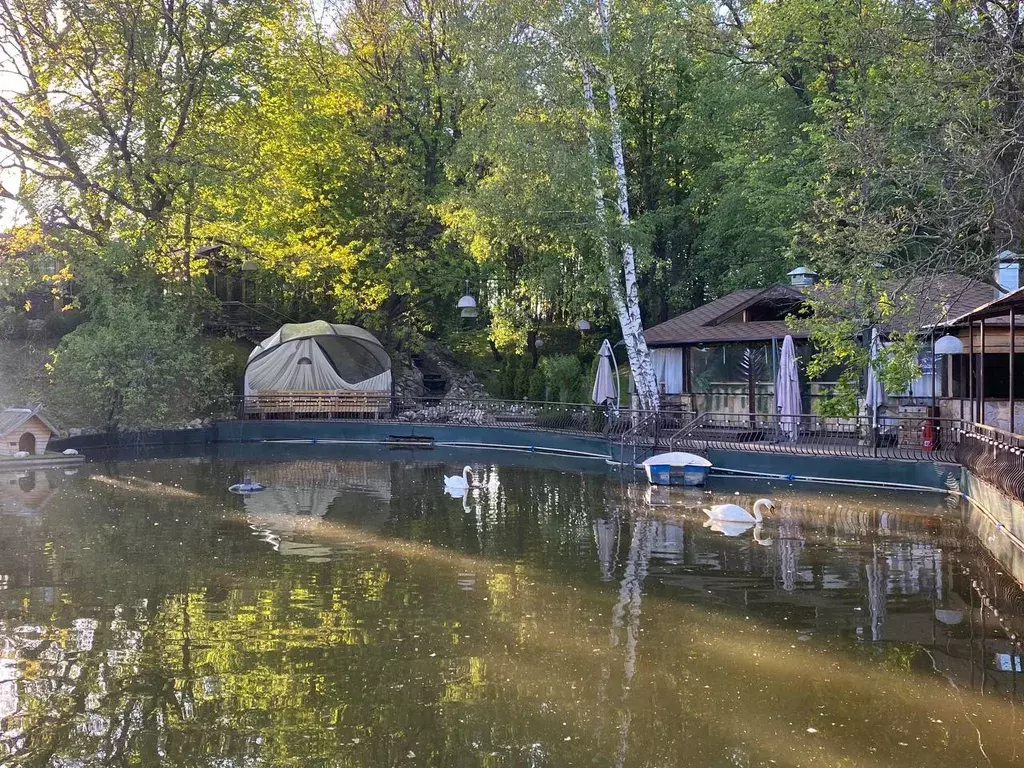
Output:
top-left (922, 419), bottom-right (935, 452)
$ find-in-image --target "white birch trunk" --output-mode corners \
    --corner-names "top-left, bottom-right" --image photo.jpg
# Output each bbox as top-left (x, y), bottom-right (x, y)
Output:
top-left (580, 62), bottom-right (660, 412)
top-left (592, 0), bottom-right (660, 412)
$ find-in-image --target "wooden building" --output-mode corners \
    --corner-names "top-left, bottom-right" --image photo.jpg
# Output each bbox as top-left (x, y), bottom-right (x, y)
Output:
top-left (0, 407), bottom-right (59, 456)
top-left (642, 272), bottom-right (995, 417)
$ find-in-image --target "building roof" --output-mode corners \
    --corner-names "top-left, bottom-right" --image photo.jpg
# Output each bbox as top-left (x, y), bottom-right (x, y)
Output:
top-left (645, 284), bottom-right (809, 346)
top-left (645, 275), bottom-right (998, 346)
top-left (943, 284), bottom-right (1024, 325)
top-left (0, 406), bottom-right (59, 438)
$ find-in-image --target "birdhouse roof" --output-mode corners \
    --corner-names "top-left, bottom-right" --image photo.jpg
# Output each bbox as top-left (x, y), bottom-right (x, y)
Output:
top-left (0, 406), bottom-right (59, 438)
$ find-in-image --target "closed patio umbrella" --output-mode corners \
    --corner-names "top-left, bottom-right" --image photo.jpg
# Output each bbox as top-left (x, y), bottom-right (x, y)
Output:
top-left (865, 328), bottom-right (885, 434)
top-left (775, 335), bottom-right (801, 441)
top-left (592, 339), bottom-right (619, 409)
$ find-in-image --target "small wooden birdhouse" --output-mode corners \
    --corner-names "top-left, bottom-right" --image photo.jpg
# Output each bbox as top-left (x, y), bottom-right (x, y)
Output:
top-left (0, 406), bottom-right (59, 456)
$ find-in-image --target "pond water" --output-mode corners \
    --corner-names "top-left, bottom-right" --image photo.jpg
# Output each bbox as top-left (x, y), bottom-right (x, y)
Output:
top-left (0, 448), bottom-right (1022, 767)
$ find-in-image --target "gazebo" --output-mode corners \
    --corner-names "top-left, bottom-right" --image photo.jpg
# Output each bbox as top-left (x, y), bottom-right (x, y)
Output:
top-left (243, 322), bottom-right (392, 419)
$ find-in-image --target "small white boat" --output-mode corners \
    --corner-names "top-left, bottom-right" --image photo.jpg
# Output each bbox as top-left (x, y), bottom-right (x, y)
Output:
top-left (642, 452), bottom-right (712, 486)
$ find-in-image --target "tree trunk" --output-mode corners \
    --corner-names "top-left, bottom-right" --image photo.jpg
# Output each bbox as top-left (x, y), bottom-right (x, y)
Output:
top-left (593, 0), bottom-right (660, 412)
top-left (580, 62), bottom-right (659, 412)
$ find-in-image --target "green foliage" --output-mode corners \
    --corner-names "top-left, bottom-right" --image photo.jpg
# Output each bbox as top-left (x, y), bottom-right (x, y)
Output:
top-left (0, 0), bottom-right (1018, 419)
top-left (527, 368), bottom-right (548, 402)
top-left (539, 355), bottom-right (584, 403)
top-left (49, 294), bottom-right (229, 431)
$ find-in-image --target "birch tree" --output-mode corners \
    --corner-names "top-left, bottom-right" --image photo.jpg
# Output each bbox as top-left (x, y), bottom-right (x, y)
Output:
top-left (589, 0), bottom-right (659, 411)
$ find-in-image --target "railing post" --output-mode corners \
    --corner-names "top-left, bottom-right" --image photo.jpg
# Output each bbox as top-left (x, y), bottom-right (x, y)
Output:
top-left (1011, 308), bottom-right (1016, 433)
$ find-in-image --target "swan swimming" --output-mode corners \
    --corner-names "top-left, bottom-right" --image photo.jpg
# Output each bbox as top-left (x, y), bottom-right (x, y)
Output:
top-left (444, 466), bottom-right (474, 493)
top-left (704, 498), bottom-right (774, 523)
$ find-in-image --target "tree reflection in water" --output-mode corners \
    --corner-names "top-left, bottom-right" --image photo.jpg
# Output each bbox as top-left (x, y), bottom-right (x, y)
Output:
top-left (0, 457), bottom-right (1021, 767)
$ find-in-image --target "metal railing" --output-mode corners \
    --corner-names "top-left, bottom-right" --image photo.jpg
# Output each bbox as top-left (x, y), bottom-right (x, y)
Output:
top-left (956, 422), bottom-right (1024, 503)
top-left (238, 394), bottom-right (624, 437)
top-left (666, 411), bottom-right (961, 464)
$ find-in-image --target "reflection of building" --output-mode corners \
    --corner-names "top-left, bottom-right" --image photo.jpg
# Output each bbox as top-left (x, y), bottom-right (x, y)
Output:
top-left (0, 469), bottom-right (65, 515)
top-left (239, 461), bottom-right (393, 559)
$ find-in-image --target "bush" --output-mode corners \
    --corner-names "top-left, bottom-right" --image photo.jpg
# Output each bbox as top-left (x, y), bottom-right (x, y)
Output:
top-left (44, 309), bottom-right (85, 338)
top-left (513, 357), bottom-right (533, 400)
top-left (49, 297), bottom-right (229, 431)
top-left (540, 354), bottom-right (583, 402)
top-left (0, 313), bottom-right (29, 340)
top-left (527, 367), bottom-right (548, 401)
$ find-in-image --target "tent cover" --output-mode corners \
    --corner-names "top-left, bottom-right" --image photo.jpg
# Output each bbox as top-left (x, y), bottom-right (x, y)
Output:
top-left (244, 321), bottom-right (392, 394)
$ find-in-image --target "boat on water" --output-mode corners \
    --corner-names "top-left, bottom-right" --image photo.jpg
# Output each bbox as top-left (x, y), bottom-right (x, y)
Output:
top-left (642, 452), bottom-right (712, 486)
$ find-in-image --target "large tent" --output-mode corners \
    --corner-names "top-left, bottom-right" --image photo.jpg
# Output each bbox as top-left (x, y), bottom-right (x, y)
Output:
top-left (244, 321), bottom-right (392, 395)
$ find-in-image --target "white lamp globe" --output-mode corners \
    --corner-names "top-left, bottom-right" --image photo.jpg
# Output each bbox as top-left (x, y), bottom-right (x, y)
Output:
top-left (934, 334), bottom-right (964, 355)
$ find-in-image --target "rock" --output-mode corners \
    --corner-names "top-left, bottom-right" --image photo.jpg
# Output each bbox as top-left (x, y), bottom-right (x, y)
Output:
top-left (185, 418), bottom-right (204, 430)
top-left (62, 448), bottom-right (79, 456)
top-left (68, 428), bottom-right (83, 438)
top-left (12, 451), bottom-right (29, 458)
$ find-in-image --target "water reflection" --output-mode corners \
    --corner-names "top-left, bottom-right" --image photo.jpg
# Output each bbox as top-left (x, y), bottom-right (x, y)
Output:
top-left (0, 457), bottom-right (1020, 766)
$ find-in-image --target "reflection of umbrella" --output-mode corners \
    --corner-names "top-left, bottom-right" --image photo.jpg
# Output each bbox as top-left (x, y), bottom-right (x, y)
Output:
top-left (594, 519), bottom-right (620, 581)
top-left (592, 339), bottom-right (619, 409)
top-left (866, 328), bottom-right (886, 433)
top-left (866, 543), bottom-right (887, 641)
top-left (777, 502), bottom-right (804, 592)
top-left (775, 335), bottom-right (801, 441)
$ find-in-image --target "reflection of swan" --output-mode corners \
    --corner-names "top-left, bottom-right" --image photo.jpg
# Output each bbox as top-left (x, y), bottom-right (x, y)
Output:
top-left (703, 518), bottom-right (774, 545)
top-left (703, 519), bottom-right (754, 537)
top-left (443, 466), bottom-right (473, 493)
top-left (752, 524), bottom-right (773, 546)
top-left (704, 498), bottom-right (774, 523)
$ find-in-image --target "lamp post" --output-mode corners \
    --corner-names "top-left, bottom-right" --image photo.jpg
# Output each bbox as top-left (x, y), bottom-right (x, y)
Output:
top-left (933, 332), bottom-right (964, 425)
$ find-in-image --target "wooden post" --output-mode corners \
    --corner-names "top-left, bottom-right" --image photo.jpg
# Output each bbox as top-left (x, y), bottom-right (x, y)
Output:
top-left (930, 327), bottom-right (937, 412)
top-left (980, 318), bottom-right (986, 425)
top-left (969, 319), bottom-right (974, 422)
top-left (1011, 308), bottom-right (1016, 433)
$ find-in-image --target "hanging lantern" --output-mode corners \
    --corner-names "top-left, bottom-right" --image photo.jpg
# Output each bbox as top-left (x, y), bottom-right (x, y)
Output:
top-left (575, 319), bottom-right (591, 331)
top-left (933, 334), bottom-right (964, 355)
top-left (457, 279), bottom-right (477, 311)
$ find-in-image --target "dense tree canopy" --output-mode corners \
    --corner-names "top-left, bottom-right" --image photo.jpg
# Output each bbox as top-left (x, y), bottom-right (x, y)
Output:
top-left (0, 0), bottom-right (1020, 412)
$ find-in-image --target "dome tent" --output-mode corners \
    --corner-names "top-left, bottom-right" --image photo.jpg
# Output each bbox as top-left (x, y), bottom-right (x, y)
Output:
top-left (244, 321), bottom-right (392, 395)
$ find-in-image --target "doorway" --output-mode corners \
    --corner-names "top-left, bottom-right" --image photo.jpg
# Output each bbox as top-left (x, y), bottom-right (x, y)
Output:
top-left (18, 432), bottom-right (35, 454)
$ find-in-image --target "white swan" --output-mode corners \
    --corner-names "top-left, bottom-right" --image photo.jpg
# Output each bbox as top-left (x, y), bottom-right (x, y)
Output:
top-left (703, 498), bottom-right (775, 523)
top-left (444, 466), bottom-right (473, 493)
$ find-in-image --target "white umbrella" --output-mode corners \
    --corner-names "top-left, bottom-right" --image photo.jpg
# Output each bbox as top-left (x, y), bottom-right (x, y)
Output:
top-left (775, 335), bottom-right (801, 441)
top-left (865, 328), bottom-right (886, 433)
top-left (592, 339), bottom-right (619, 408)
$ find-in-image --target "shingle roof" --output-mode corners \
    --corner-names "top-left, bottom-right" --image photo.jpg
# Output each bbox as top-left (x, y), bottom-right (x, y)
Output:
top-left (645, 285), bottom-right (808, 346)
top-left (0, 406), bottom-right (59, 438)
top-left (644, 275), bottom-right (998, 346)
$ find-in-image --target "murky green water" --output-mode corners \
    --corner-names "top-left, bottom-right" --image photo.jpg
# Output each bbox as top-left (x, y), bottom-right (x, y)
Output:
top-left (0, 448), bottom-right (1022, 767)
